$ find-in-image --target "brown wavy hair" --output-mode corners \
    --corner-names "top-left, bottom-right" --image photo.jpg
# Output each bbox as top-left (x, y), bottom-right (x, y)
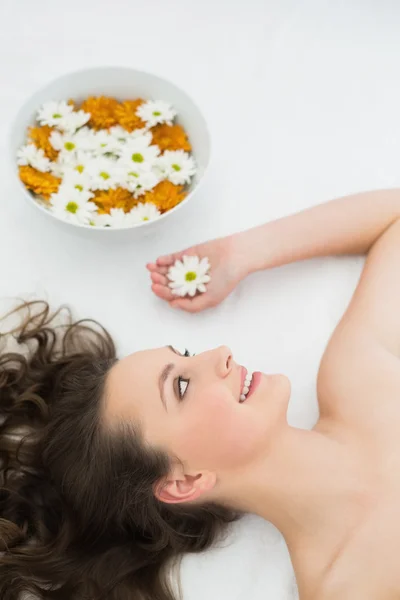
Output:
top-left (0, 301), bottom-right (241, 600)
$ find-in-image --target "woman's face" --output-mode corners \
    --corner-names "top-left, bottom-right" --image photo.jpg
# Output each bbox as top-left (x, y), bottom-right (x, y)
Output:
top-left (105, 345), bottom-right (291, 501)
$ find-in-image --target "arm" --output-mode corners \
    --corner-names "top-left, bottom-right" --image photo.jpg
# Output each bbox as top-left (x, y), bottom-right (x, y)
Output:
top-left (149, 189), bottom-right (400, 333)
top-left (237, 188), bottom-right (400, 275)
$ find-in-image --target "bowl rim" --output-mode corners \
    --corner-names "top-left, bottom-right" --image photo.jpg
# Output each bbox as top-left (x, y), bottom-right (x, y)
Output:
top-left (9, 65), bottom-right (212, 232)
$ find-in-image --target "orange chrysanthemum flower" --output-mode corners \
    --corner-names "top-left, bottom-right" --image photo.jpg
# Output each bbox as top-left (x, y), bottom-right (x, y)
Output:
top-left (93, 187), bottom-right (137, 214)
top-left (28, 126), bottom-right (58, 161)
top-left (151, 124), bottom-right (192, 152)
top-left (115, 99), bottom-right (146, 132)
top-left (143, 181), bottom-right (187, 213)
top-left (80, 96), bottom-right (118, 130)
top-left (19, 166), bottom-right (61, 200)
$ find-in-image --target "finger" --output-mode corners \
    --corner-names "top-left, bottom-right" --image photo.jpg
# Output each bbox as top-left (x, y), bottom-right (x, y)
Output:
top-left (151, 283), bottom-right (174, 301)
top-left (156, 248), bottom-right (197, 267)
top-left (156, 254), bottom-right (176, 267)
top-left (150, 272), bottom-right (169, 286)
top-left (147, 263), bottom-right (171, 275)
top-left (169, 295), bottom-right (210, 313)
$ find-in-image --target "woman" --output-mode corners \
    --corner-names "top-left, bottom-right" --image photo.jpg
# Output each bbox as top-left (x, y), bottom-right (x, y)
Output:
top-left (2, 188), bottom-right (400, 600)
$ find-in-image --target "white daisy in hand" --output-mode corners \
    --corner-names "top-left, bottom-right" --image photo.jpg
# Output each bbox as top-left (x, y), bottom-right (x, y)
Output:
top-left (155, 150), bottom-right (196, 185)
top-left (136, 100), bottom-right (177, 128)
top-left (129, 202), bottom-right (161, 223)
top-left (49, 188), bottom-right (97, 225)
top-left (167, 255), bottom-right (211, 297)
top-left (37, 100), bottom-right (74, 128)
top-left (17, 144), bottom-right (50, 172)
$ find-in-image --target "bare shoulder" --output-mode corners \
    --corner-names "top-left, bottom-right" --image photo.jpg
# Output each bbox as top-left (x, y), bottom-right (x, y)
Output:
top-left (316, 321), bottom-right (400, 437)
top-left (316, 218), bottom-right (400, 440)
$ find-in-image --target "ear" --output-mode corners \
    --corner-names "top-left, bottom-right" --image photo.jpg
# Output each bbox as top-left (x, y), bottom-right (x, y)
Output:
top-left (154, 471), bottom-right (217, 505)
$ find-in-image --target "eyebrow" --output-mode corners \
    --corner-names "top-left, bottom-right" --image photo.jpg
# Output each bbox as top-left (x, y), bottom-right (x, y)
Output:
top-left (158, 346), bottom-right (180, 411)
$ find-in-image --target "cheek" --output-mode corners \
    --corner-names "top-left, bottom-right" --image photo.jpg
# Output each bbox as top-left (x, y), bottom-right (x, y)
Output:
top-left (174, 387), bottom-right (264, 469)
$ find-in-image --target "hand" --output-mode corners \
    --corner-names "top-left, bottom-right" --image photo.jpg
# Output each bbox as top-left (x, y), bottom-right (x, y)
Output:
top-left (146, 234), bottom-right (247, 313)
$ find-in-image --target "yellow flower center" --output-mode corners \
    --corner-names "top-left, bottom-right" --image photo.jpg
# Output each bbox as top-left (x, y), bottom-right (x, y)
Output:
top-left (75, 184), bottom-right (83, 191)
top-left (76, 165), bottom-right (84, 173)
top-left (66, 201), bottom-right (79, 214)
top-left (100, 171), bottom-right (110, 180)
top-left (172, 164), bottom-right (181, 171)
top-left (142, 217), bottom-right (149, 221)
top-left (185, 271), bottom-right (197, 282)
top-left (153, 111), bottom-right (161, 116)
top-left (132, 153), bottom-right (144, 163)
top-left (52, 113), bottom-right (62, 118)
top-left (64, 142), bottom-right (75, 151)
top-left (128, 171), bottom-right (139, 178)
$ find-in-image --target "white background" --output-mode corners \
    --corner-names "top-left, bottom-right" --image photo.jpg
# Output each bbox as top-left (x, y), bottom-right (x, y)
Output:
top-left (1, 1), bottom-right (400, 598)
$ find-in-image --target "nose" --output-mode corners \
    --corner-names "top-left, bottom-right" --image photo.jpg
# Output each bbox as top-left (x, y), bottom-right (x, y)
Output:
top-left (216, 345), bottom-right (233, 378)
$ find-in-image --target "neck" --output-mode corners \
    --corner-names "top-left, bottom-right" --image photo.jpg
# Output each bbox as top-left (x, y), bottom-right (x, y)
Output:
top-left (221, 425), bottom-right (372, 551)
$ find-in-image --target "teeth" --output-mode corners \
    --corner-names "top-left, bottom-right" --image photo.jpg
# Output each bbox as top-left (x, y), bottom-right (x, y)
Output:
top-left (240, 371), bottom-right (253, 402)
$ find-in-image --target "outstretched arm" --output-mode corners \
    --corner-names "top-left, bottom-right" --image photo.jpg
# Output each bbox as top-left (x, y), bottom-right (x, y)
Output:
top-left (148, 189), bottom-right (400, 315)
top-left (241, 188), bottom-right (400, 273)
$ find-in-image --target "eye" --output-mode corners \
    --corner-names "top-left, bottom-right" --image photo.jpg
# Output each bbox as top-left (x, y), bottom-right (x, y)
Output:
top-left (178, 376), bottom-right (190, 399)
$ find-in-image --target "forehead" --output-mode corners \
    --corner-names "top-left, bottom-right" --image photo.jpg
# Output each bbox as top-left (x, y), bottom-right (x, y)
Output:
top-left (103, 347), bottom-right (168, 427)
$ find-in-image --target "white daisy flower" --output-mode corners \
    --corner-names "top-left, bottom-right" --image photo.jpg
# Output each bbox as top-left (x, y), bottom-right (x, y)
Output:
top-left (119, 140), bottom-right (160, 173)
top-left (37, 100), bottom-right (74, 128)
top-left (73, 127), bottom-right (97, 151)
top-left (93, 208), bottom-right (136, 228)
top-left (85, 157), bottom-right (123, 191)
top-left (49, 149), bottom-right (90, 178)
top-left (93, 130), bottom-right (121, 157)
top-left (17, 144), bottom-right (50, 173)
top-left (49, 188), bottom-right (97, 225)
top-left (136, 100), bottom-right (177, 128)
top-left (155, 150), bottom-right (196, 185)
top-left (50, 127), bottom-right (96, 155)
top-left (109, 126), bottom-right (133, 144)
top-left (58, 110), bottom-right (91, 133)
top-left (167, 255), bottom-right (211, 297)
top-left (129, 202), bottom-right (161, 224)
top-left (62, 168), bottom-right (93, 192)
top-left (123, 168), bottom-right (160, 197)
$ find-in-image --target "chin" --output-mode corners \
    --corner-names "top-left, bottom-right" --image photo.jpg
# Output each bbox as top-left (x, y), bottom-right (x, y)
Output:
top-left (260, 372), bottom-right (291, 411)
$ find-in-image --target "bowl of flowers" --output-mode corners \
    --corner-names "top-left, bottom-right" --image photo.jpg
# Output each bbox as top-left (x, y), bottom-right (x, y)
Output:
top-left (9, 67), bottom-right (211, 236)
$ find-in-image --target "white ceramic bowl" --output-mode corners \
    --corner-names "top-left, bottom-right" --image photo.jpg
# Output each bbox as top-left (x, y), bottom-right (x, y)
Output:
top-left (8, 66), bottom-right (211, 238)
